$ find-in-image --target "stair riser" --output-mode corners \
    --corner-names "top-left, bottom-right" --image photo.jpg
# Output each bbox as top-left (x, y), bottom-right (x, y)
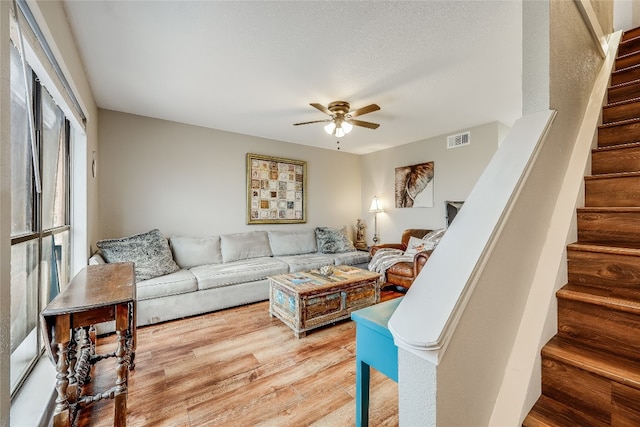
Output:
top-left (620, 38), bottom-right (640, 57)
top-left (567, 248), bottom-right (640, 288)
top-left (616, 52), bottom-right (640, 70)
top-left (603, 101), bottom-right (640, 124)
top-left (609, 81), bottom-right (640, 104)
top-left (613, 67), bottom-right (640, 86)
top-left (558, 298), bottom-right (640, 361)
top-left (598, 121), bottom-right (640, 146)
top-left (585, 175), bottom-right (640, 206)
top-left (541, 357), bottom-right (611, 424)
top-left (612, 382), bottom-right (640, 425)
top-left (578, 211), bottom-right (640, 243)
top-left (592, 146), bottom-right (640, 174)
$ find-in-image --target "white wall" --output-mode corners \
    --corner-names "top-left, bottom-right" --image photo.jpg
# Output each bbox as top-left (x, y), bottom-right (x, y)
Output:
top-left (97, 109), bottom-right (362, 242)
top-left (359, 121), bottom-right (504, 245)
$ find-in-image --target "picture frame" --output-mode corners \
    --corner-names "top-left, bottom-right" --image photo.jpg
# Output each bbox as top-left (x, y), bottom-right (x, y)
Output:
top-left (247, 153), bottom-right (307, 224)
top-left (395, 161), bottom-right (435, 208)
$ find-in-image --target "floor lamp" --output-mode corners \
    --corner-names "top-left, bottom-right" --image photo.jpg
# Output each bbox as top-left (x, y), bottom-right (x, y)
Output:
top-left (369, 196), bottom-right (384, 244)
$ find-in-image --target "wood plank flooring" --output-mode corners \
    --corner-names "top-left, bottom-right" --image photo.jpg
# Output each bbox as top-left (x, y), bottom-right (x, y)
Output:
top-left (75, 291), bottom-right (402, 427)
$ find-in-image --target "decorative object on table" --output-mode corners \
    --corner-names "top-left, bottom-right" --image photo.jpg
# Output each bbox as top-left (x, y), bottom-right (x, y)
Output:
top-left (445, 200), bottom-right (464, 227)
top-left (319, 265), bottom-right (334, 276)
top-left (292, 101), bottom-right (380, 137)
top-left (247, 153), bottom-right (306, 224)
top-left (369, 196), bottom-right (384, 244)
top-left (354, 218), bottom-right (367, 250)
top-left (395, 161), bottom-right (434, 208)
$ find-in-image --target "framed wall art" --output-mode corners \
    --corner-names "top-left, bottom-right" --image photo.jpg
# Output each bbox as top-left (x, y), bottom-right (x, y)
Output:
top-left (247, 153), bottom-right (307, 224)
top-left (395, 161), bottom-right (434, 208)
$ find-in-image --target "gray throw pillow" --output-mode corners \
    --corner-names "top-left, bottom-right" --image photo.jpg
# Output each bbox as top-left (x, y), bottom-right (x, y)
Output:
top-left (96, 229), bottom-right (180, 282)
top-left (315, 226), bottom-right (356, 254)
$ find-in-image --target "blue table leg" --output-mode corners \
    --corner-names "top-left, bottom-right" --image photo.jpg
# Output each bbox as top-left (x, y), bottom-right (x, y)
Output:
top-left (356, 358), bottom-right (370, 427)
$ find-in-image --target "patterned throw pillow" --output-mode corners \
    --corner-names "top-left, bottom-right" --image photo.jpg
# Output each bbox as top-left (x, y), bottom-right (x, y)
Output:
top-left (97, 229), bottom-right (180, 282)
top-left (315, 226), bottom-right (356, 254)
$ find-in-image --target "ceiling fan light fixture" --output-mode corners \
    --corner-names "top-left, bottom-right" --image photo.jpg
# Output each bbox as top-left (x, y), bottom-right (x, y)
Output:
top-left (334, 126), bottom-right (346, 138)
top-left (324, 122), bottom-right (336, 135)
top-left (341, 121), bottom-right (353, 134)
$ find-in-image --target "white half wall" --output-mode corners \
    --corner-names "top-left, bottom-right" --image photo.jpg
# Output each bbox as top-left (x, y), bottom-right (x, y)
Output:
top-left (97, 109), bottom-right (362, 241)
top-left (359, 121), bottom-right (505, 245)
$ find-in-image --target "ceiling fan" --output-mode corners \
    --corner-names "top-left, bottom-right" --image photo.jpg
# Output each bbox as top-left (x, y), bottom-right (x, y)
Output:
top-left (293, 101), bottom-right (380, 137)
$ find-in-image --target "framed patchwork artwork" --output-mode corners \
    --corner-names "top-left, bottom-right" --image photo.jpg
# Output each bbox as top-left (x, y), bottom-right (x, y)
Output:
top-left (247, 153), bottom-right (307, 224)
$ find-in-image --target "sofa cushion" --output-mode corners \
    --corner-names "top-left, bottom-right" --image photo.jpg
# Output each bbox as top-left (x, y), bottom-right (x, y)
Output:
top-left (170, 236), bottom-right (222, 268)
top-left (136, 269), bottom-right (198, 301)
top-left (331, 250), bottom-right (371, 266)
top-left (315, 226), bottom-right (356, 254)
top-left (96, 229), bottom-right (180, 281)
top-left (220, 231), bottom-right (272, 263)
top-left (191, 257), bottom-right (289, 290)
top-left (268, 229), bottom-right (317, 256)
top-left (276, 253), bottom-right (334, 273)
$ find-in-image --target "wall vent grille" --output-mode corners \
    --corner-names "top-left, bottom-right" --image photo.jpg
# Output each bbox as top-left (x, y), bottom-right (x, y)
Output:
top-left (447, 131), bottom-right (470, 149)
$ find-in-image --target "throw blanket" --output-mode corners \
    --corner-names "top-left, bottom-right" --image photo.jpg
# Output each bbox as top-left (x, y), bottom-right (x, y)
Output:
top-left (368, 248), bottom-right (414, 283)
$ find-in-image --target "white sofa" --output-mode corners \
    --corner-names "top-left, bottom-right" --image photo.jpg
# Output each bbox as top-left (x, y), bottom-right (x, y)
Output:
top-left (91, 228), bottom-right (370, 327)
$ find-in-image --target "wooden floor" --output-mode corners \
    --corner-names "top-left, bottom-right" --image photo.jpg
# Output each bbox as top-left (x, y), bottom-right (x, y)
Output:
top-left (76, 290), bottom-right (402, 427)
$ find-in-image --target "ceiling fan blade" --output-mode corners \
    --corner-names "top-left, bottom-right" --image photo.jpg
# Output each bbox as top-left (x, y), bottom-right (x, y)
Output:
top-left (349, 118), bottom-right (380, 129)
top-left (293, 119), bottom-right (331, 126)
top-left (310, 103), bottom-right (333, 116)
top-left (349, 103), bottom-right (380, 118)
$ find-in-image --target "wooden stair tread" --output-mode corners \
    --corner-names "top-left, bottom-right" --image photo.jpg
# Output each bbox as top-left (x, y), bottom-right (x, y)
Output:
top-left (584, 170), bottom-right (640, 180)
top-left (559, 283), bottom-right (640, 315)
top-left (617, 50), bottom-right (640, 62)
top-left (568, 242), bottom-right (640, 254)
top-left (543, 336), bottom-right (640, 390)
top-left (609, 77), bottom-right (640, 91)
top-left (604, 96), bottom-right (640, 109)
top-left (523, 395), bottom-right (607, 427)
top-left (593, 141), bottom-right (640, 152)
top-left (623, 28), bottom-right (640, 42)
top-left (598, 116), bottom-right (640, 130)
top-left (620, 34), bottom-right (640, 48)
top-left (578, 206), bottom-right (640, 213)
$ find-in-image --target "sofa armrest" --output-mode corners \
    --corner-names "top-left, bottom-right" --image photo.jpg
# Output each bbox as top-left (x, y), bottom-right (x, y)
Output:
top-left (370, 243), bottom-right (406, 256)
top-left (413, 250), bottom-right (433, 277)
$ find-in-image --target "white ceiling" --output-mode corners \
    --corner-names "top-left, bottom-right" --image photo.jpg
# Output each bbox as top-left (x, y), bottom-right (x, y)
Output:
top-left (62, 1), bottom-right (523, 155)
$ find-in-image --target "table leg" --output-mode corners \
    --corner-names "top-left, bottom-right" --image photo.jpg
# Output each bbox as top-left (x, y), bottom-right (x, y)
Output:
top-left (53, 315), bottom-right (71, 427)
top-left (114, 304), bottom-right (129, 426)
top-left (355, 358), bottom-right (371, 427)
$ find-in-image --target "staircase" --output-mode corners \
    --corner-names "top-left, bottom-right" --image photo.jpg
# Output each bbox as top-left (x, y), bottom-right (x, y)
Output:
top-left (523, 27), bottom-right (640, 426)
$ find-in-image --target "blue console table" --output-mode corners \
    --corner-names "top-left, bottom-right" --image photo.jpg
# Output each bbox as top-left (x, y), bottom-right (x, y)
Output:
top-left (351, 297), bottom-right (402, 427)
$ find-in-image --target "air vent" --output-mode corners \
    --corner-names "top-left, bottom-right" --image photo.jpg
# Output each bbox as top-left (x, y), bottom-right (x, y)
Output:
top-left (447, 131), bottom-right (470, 149)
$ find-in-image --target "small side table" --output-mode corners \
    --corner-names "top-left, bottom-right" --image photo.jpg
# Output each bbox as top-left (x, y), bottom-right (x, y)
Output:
top-left (41, 263), bottom-right (136, 427)
top-left (351, 297), bottom-right (402, 427)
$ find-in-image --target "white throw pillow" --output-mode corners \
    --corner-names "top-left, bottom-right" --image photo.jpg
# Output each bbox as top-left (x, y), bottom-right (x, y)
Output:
top-left (404, 236), bottom-right (428, 256)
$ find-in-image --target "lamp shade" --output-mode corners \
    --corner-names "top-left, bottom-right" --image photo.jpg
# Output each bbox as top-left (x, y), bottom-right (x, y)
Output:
top-left (324, 122), bottom-right (336, 135)
top-left (369, 196), bottom-right (384, 213)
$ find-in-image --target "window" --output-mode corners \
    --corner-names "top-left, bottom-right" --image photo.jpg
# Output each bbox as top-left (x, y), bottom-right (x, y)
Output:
top-left (9, 42), bottom-right (71, 395)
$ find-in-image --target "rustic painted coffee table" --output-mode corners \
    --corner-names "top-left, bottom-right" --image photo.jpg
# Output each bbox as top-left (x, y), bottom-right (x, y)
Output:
top-left (268, 265), bottom-right (381, 338)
